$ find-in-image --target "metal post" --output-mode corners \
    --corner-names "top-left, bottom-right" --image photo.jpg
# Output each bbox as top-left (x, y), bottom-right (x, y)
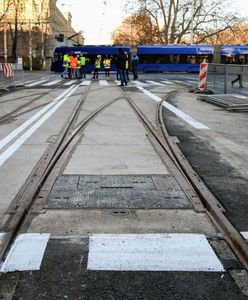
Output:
top-left (29, 19), bottom-right (32, 71)
top-left (3, 0), bottom-right (8, 63)
top-left (224, 64), bottom-right (228, 94)
top-left (41, 22), bottom-right (45, 70)
top-left (3, 20), bottom-right (8, 63)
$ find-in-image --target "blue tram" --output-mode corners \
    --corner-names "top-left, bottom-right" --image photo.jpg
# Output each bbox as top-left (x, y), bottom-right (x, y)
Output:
top-left (51, 45), bottom-right (130, 73)
top-left (51, 44), bottom-right (248, 73)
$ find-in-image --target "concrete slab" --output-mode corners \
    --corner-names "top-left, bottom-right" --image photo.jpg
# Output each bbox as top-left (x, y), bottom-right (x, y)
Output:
top-left (27, 209), bottom-right (218, 236)
top-left (64, 100), bottom-right (169, 175)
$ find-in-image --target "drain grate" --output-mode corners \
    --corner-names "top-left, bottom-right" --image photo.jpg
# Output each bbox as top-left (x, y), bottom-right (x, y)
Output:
top-left (45, 175), bottom-right (192, 209)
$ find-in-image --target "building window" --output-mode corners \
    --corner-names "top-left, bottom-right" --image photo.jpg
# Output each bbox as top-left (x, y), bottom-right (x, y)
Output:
top-left (33, 3), bottom-right (40, 15)
top-left (19, 3), bottom-right (25, 14)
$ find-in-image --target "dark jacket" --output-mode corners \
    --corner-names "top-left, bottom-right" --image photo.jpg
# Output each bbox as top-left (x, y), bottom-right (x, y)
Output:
top-left (116, 52), bottom-right (127, 70)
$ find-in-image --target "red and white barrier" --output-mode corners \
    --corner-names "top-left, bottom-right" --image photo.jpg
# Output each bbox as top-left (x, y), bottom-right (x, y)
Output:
top-left (198, 63), bottom-right (208, 91)
top-left (1, 63), bottom-right (14, 77)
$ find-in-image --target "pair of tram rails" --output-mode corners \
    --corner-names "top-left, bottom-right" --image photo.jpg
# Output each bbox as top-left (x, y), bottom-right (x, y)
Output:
top-left (51, 44), bottom-right (248, 74)
top-left (1, 80), bottom-right (248, 272)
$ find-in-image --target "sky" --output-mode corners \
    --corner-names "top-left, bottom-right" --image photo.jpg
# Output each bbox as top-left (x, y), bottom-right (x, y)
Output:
top-left (56, 0), bottom-right (248, 45)
top-left (57, 0), bottom-right (127, 45)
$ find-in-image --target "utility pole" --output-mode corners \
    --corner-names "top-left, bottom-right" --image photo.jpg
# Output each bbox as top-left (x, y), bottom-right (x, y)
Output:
top-left (29, 19), bottom-right (32, 71)
top-left (3, 0), bottom-right (8, 62)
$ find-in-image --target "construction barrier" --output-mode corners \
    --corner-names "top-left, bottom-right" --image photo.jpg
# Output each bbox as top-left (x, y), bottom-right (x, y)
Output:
top-left (198, 63), bottom-right (208, 91)
top-left (0, 62), bottom-right (25, 91)
top-left (207, 64), bottom-right (248, 94)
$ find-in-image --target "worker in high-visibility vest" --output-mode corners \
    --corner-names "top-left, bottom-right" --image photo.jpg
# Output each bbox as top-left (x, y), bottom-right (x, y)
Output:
top-left (69, 54), bottom-right (79, 79)
top-left (125, 52), bottom-right (129, 81)
top-left (61, 53), bottom-right (70, 79)
top-left (79, 53), bottom-right (86, 78)
top-left (92, 56), bottom-right (101, 79)
top-left (103, 55), bottom-right (111, 77)
top-left (76, 54), bottom-right (81, 79)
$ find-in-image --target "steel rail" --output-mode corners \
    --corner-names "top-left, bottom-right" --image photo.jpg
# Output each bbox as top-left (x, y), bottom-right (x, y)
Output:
top-left (0, 83), bottom-right (89, 262)
top-left (0, 80), bottom-right (73, 124)
top-left (158, 94), bottom-right (248, 271)
top-left (0, 87), bottom-right (122, 264)
top-left (123, 90), bottom-right (204, 212)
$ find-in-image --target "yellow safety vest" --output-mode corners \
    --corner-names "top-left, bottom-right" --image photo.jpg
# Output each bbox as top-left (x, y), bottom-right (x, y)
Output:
top-left (63, 54), bottom-right (69, 67)
top-left (80, 57), bottom-right (86, 66)
top-left (126, 59), bottom-right (129, 70)
top-left (95, 60), bottom-right (101, 69)
top-left (103, 59), bottom-right (111, 69)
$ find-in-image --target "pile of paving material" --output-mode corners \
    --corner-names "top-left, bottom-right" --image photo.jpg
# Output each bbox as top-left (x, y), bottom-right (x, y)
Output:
top-left (197, 94), bottom-right (248, 112)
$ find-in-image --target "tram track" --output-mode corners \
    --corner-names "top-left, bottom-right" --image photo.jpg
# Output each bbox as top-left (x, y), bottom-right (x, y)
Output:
top-left (1, 82), bottom-right (248, 275)
top-left (0, 83), bottom-right (125, 264)
top-left (124, 88), bottom-right (248, 270)
top-left (0, 81), bottom-right (73, 125)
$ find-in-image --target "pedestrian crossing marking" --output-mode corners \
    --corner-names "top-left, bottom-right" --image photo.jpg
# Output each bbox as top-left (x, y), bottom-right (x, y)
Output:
top-left (63, 80), bottom-right (77, 86)
top-left (131, 80), bottom-right (148, 86)
top-left (42, 79), bottom-right (62, 86)
top-left (0, 233), bottom-right (50, 273)
top-left (241, 232), bottom-right (248, 239)
top-left (146, 80), bottom-right (165, 86)
top-left (80, 80), bottom-right (91, 86)
top-left (87, 234), bottom-right (225, 272)
top-left (26, 79), bottom-right (49, 87)
top-left (99, 80), bottom-right (109, 86)
top-left (161, 80), bottom-right (175, 85)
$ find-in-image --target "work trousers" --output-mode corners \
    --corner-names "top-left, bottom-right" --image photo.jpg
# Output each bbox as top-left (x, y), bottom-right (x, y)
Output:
top-left (118, 69), bottom-right (127, 85)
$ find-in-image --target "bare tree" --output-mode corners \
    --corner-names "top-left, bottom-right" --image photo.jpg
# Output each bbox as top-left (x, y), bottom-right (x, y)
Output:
top-left (112, 12), bottom-right (159, 45)
top-left (126, 0), bottom-right (243, 44)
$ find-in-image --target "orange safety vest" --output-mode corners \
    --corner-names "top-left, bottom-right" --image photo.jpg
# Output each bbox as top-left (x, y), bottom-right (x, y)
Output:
top-left (70, 57), bottom-right (78, 69)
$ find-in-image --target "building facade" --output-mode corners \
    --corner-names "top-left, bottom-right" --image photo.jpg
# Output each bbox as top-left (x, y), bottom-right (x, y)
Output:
top-left (0, 0), bottom-right (84, 69)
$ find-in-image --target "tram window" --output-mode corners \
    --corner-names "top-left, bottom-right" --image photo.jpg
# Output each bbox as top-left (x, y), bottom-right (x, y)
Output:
top-left (179, 55), bottom-right (188, 64)
top-left (52, 53), bottom-right (59, 62)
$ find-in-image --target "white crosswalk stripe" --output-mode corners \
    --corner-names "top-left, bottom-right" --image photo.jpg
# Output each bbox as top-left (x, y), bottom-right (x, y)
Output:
top-left (26, 79), bottom-right (49, 87)
top-left (87, 234), bottom-right (225, 272)
top-left (99, 80), bottom-right (109, 86)
top-left (131, 80), bottom-right (148, 86)
top-left (145, 80), bottom-right (165, 86)
top-left (63, 80), bottom-right (78, 86)
top-left (161, 80), bottom-right (175, 85)
top-left (42, 79), bottom-right (63, 86)
top-left (80, 80), bottom-right (91, 86)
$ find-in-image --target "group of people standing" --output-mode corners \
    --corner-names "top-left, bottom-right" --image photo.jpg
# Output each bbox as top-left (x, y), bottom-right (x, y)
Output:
top-left (61, 53), bottom-right (88, 79)
top-left (61, 48), bottom-right (139, 85)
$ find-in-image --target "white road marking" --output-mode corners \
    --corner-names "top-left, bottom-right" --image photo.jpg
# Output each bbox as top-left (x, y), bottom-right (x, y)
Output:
top-left (63, 80), bottom-right (77, 86)
top-left (80, 80), bottom-right (91, 86)
top-left (0, 85), bottom-right (75, 152)
top-left (146, 80), bottom-right (165, 86)
top-left (99, 80), bottom-right (109, 86)
top-left (114, 80), bottom-right (121, 85)
top-left (136, 86), bottom-right (209, 130)
top-left (0, 85), bottom-right (79, 167)
top-left (25, 79), bottom-right (49, 87)
top-left (241, 232), bottom-right (248, 239)
top-left (42, 79), bottom-right (62, 86)
top-left (0, 233), bottom-right (50, 273)
top-left (233, 94), bottom-right (248, 99)
top-left (161, 80), bottom-right (175, 85)
top-left (87, 233), bottom-right (225, 272)
top-left (131, 80), bottom-right (148, 86)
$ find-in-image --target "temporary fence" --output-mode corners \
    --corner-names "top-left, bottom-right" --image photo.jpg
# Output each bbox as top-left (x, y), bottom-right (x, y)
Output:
top-left (206, 63), bottom-right (248, 94)
top-left (0, 62), bottom-right (25, 91)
